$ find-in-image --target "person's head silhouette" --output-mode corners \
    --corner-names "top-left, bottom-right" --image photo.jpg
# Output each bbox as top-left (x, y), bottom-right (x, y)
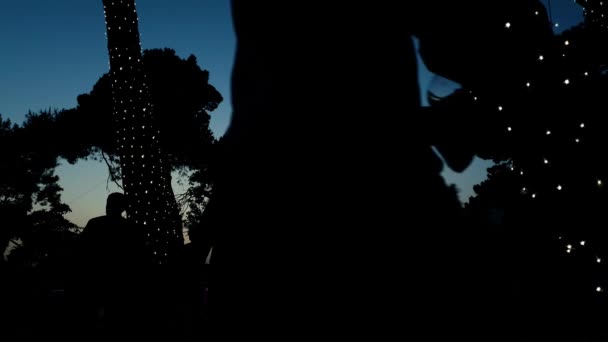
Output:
top-left (106, 192), bottom-right (126, 218)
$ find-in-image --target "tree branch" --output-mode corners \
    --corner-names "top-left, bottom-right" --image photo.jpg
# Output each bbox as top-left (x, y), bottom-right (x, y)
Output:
top-left (101, 151), bottom-right (124, 191)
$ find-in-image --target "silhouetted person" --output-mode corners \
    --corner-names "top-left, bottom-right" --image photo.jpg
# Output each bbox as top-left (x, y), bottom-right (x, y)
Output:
top-left (71, 192), bottom-right (147, 341)
top-left (207, 1), bottom-right (553, 340)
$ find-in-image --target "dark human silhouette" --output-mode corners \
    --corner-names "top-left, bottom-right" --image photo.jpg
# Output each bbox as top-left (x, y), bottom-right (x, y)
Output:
top-left (70, 192), bottom-right (148, 341)
top-left (204, 1), bottom-right (553, 340)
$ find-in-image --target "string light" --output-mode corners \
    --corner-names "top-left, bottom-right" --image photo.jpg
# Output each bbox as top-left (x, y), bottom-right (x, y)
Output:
top-left (103, 0), bottom-right (183, 263)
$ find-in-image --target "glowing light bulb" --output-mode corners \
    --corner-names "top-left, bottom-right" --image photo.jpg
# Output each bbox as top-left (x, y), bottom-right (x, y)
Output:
top-left (526, 82), bottom-right (531, 87)
top-left (498, 105), bottom-right (503, 111)
top-left (557, 185), bottom-right (563, 191)
top-left (580, 123), bottom-right (585, 128)
top-left (546, 130), bottom-right (551, 135)
top-left (544, 158), bottom-right (549, 164)
top-left (597, 286), bottom-right (603, 293)
top-left (507, 126), bottom-right (512, 132)
top-left (564, 79), bottom-right (570, 85)
top-left (539, 55), bottom-right (544, 61)
top-left (505, 22), bottom-right (511, 28)
top-left (565, 40), bottom-right (570, 46)
top-left (581, 241), bottom-right (586, 246)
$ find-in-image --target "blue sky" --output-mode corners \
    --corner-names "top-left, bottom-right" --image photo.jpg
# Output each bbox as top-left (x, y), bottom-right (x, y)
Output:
top-left (0, 0), bottom-right (582, 226)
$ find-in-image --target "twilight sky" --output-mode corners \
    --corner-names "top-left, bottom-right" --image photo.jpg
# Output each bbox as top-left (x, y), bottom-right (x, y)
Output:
top-left (0, 0), bottom-right (582, 227)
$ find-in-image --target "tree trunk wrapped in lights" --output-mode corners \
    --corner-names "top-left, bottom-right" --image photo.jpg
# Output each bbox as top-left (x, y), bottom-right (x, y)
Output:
top-left (102, 0), bottom-right (183, 264)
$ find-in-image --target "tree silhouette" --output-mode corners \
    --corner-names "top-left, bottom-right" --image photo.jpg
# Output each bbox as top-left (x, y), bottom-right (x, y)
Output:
top-left (73, 48), bottom-right (221, 234)
top-left (460, 2), bottom-right (608, 337)
top-left (0, 113), bottom-right (77, 267)
top-left (102, 0), bottom-right (186, 263)
top-left (74, 48), bottom-right (221, 170)
top-left (4, 48), bottom-right (222, 258)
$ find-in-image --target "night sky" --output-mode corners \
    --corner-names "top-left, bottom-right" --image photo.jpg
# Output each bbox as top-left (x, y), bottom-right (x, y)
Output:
top-left (0, 0), bottom-right (583, 227)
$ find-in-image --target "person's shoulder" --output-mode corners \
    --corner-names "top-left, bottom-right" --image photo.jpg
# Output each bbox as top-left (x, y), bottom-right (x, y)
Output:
top-left (85, 216), bottom-right (107, 228)
top-left (81, 216), bottom-right (108, 242)
top-left (87, 215), bottom-right (107, 223)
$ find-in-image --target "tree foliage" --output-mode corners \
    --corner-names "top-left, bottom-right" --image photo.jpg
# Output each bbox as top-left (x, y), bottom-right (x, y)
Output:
top-left (1, 48), bottom-right (222, 264)
top-left (74, 48), bottom-right (221, 171)
top-left (0, 113), bottom-right (77, 267)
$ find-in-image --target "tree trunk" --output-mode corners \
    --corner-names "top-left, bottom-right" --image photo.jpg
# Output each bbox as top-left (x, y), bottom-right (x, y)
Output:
top-left (102, 0), bottom-right (183, 264)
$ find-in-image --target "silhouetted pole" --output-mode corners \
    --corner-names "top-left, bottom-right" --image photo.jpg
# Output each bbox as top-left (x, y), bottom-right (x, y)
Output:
top-left (102, 0), bottom-right (183, 264)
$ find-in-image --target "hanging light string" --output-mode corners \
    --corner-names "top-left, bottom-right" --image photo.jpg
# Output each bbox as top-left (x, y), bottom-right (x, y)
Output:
top-left (459, 1), bottom-right (608, 295)
top-left (103, 0), bottom-right (184, 265)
